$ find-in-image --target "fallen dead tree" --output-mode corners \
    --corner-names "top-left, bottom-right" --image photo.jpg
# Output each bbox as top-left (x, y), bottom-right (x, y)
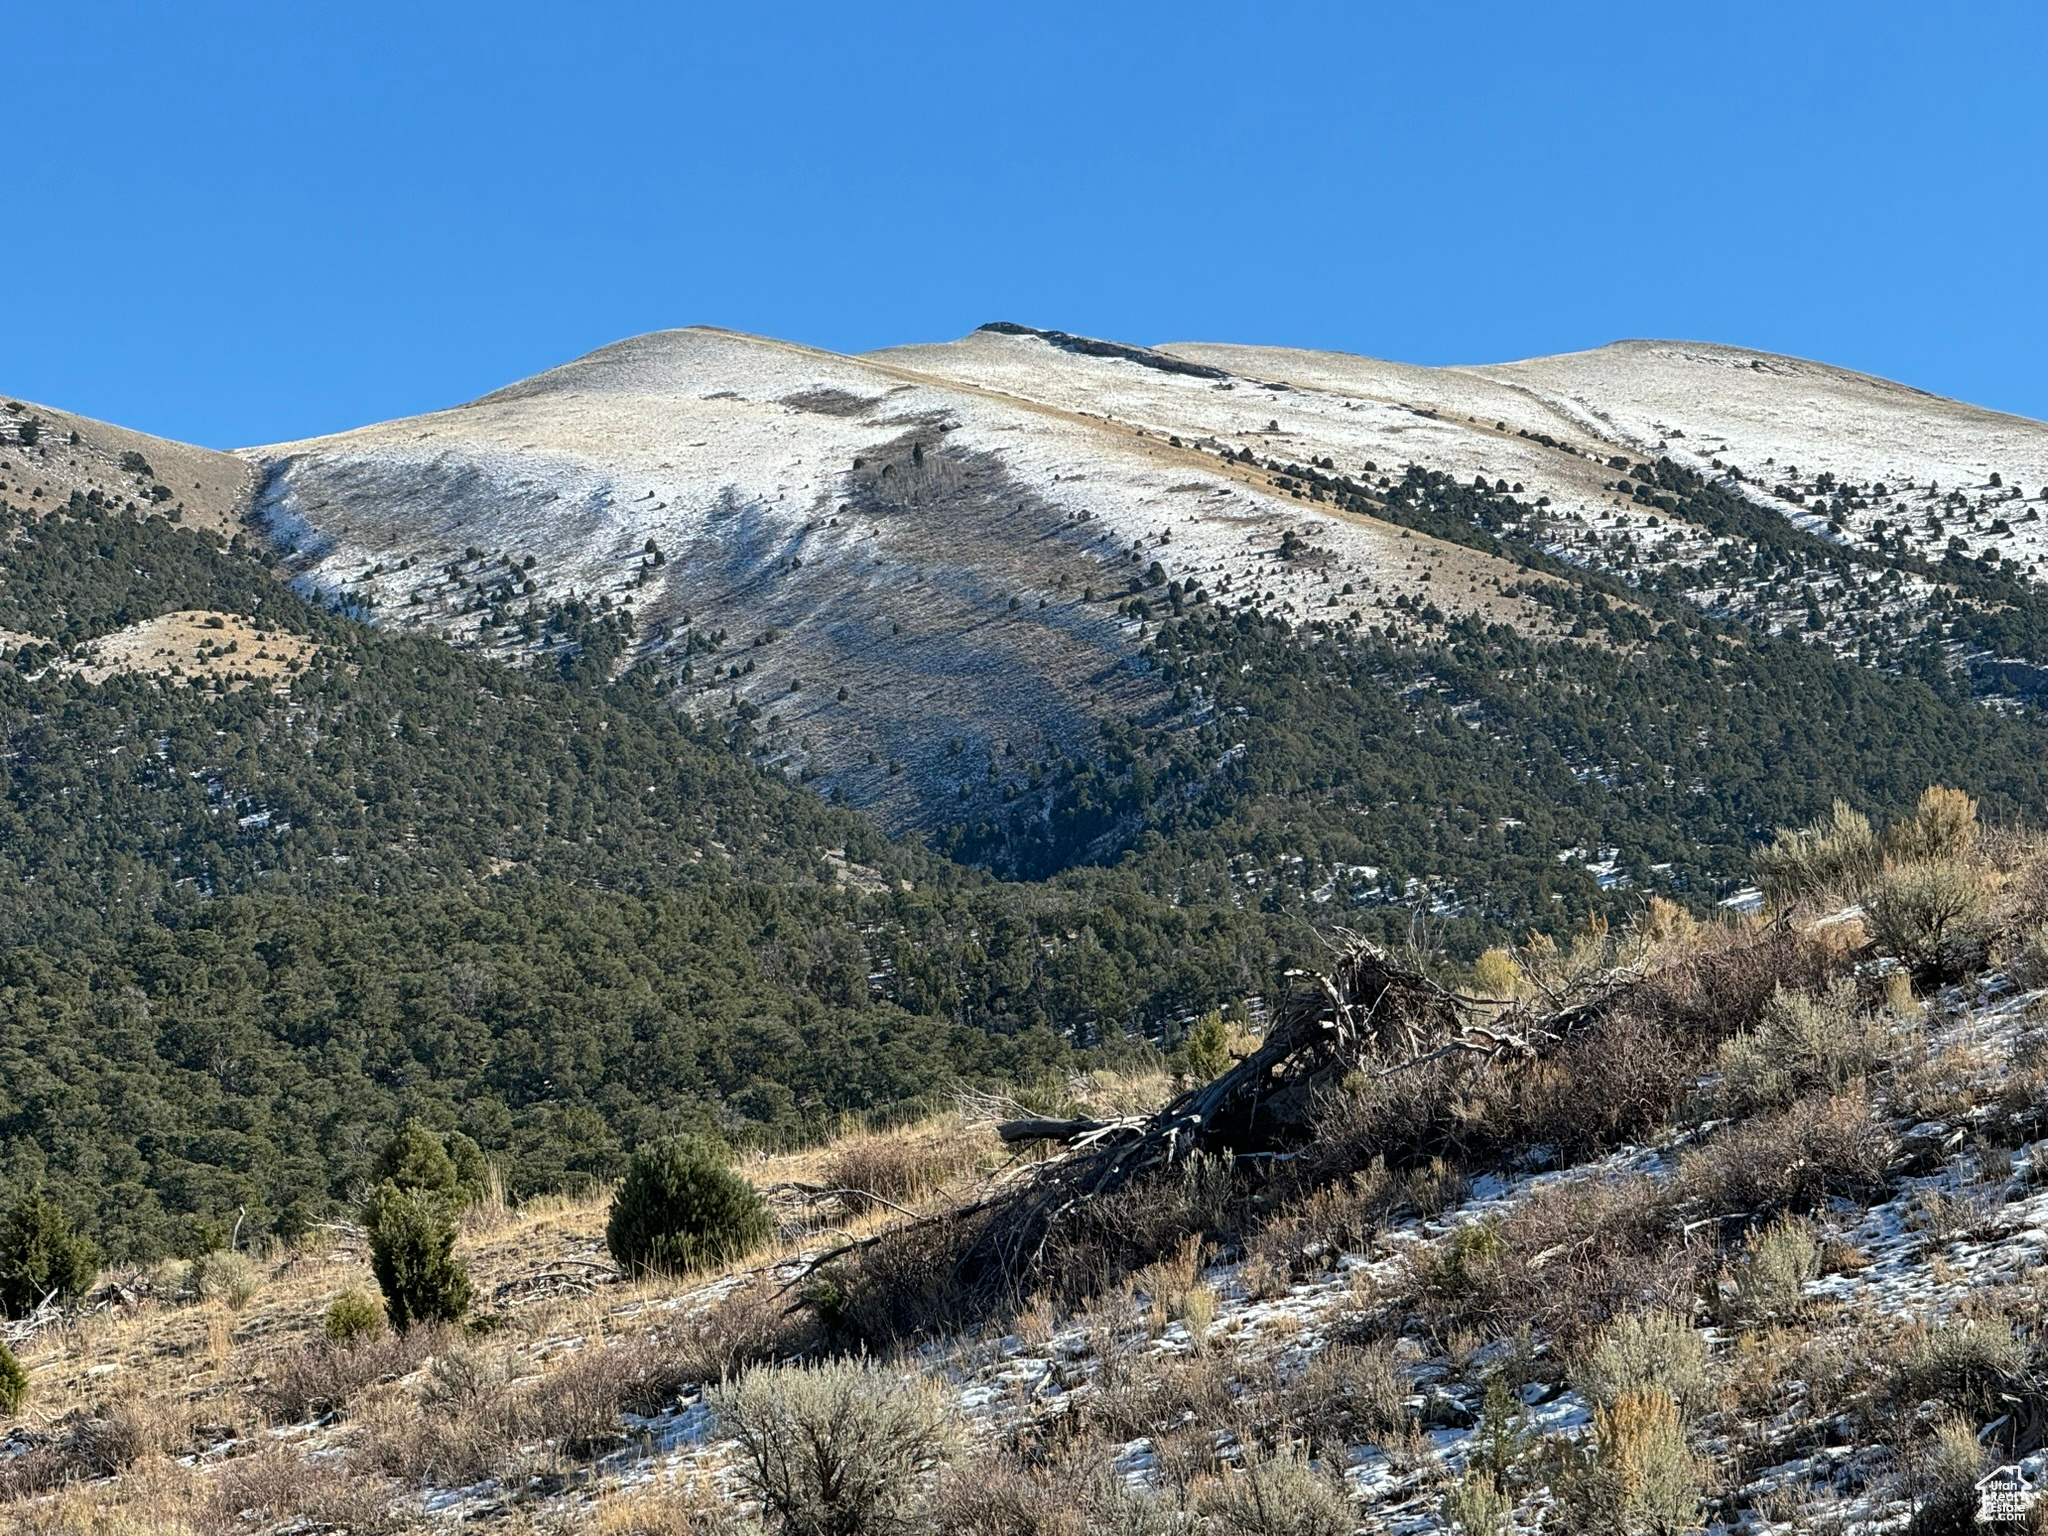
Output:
top-left (801, 923), bottom-right (1822, 1342)
top-left (959, 943), bottom-right (1587, 1302)
top-left (998, 946), bottom-right (1490, 1157)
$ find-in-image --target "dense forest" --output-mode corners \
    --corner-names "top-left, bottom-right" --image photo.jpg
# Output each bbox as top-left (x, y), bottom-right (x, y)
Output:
top-left (4, 484), bottom-right (2047, 1262)
top-left (949, 606), bottom-right (2048, 926)
top-left (0, 494), bottom-right (1296, 1258)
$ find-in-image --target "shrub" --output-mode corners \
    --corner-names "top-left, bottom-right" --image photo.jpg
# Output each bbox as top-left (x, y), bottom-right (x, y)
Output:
top-left (1178, 1009), bottom-right (1233, 1079)
top-left (1715, 980), bottom-right (1884, 1116)
top-left (1470, 947), bottom-right (1523, 1001)
top-left (209, 1445), bottom-right (399, 1533)
top-left (607, 1135), bottom-right (771, 1279)
top-left (1424, 1219), bottom-right (1508, 1302)
top-left (189, 1248), bottom-right (262, 1310)
top-left (1443, 1377), bottom-right (1523, 1536)
top-left (529, 1341), bottom-right (658, 1458)
top-left (1197, 1444), bottom-right (1354, 1536)
top-left (0, 1189), bottom-right (101, 1317)
top-left (0, 1339), bottom-right (26, 1417)
top-left (351, 1370), bottom-right (530, 1488)
top-left (1577, 1310), bottom-right (1709, 1415)
top-left (714, 1357), bottom-right (956, 1536)
top-left (1139, 1235), bottom-right (1212, 1338)
top-left (932, 1452), bottom-right (1120, 1536)
top-left (1754, 799), bottom-right (1882, 905)
top-left (1414, 1175), bottom-right (1691, 1347)
top-left (374, 1118), bottom-right (490, 1205)
top-left (1443, 1462), bottom-right (1515, 1535)
top-left (252, 1323), bottom-right (452, 1424)
top-left (1897, 1320), bottom-right (2029, 1418)
top-left (1867, 860), bottom-right (1987, 976)
top-left (660, 1279), bottom-right (796, 1385)
top-left (2010, 925), bottom-right (2048, 988)
top-left (363, 1181), bottom-right (473, 1330)
top-left (1285, 1342), bottom-right (1411, 1455)
top-left (1088, 1340), bottom-right (1235, 1447)
top-left (1512, 1002), bottom-right (1713, 1164)
top-left (1719, 1215), bottom-right (1823, 1325)
top-left (1888, 785), bottom-right (1980, 864)
top-left (1909, 1414), bottom-right (1987, 1536)
top-left (1678, 1091), bottom-right (1893, 1220)
top-left (1245, 1161), bottom-right (1405, 1286)
top-left (324, 1287), bottom-right (386, 1345)
top-left (67, 1400), bottom-right (174, 1479)
top-left (1562, 1386), bottom-right (1704, 1536)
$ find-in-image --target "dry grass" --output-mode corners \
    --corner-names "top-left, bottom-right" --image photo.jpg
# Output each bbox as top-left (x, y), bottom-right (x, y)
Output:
top-left (825, 1119), bottom-right (990, 1214)
top-left (10, 912), bottom-right (2023, 1534)
top-left (0, 1109), bottom-right (1005, 1528)
top-left (249, 1320), bottom-right (453, 1423)
top-left (1677, 1088), bottom-right (1894, 1220)
top-left (1892, 1038), bottom-right (2001, 1127)
top-left (209, 1446), bottom-right (410, 1533)
top-left (1086, 1339), bottom-right (1238, 1444)
top-left (1409, 1173), bottom-right (1692, 1348)
top-left (65, 610), bottom-right (318, 691)
top-left (1269, 1341), bottom-right (1414, 1457)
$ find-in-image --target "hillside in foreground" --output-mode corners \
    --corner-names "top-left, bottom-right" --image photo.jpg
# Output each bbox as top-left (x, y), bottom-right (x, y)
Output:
top-left (6, 789), bottom-right (2048, 1535)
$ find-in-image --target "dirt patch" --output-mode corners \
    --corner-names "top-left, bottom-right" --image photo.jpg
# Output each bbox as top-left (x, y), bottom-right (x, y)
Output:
top-left (780, 387), bottom-right (882, 418)
top-left (66, 610), bottom-right (317, 689)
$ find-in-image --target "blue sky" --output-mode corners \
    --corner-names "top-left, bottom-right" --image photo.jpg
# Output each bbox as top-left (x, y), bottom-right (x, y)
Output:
top-left (11, 2), bottom-right (2047, 447)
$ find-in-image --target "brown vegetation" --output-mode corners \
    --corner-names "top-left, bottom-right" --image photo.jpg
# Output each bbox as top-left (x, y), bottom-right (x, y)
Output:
top-left (10, 809), bottom-right (2048, 1532)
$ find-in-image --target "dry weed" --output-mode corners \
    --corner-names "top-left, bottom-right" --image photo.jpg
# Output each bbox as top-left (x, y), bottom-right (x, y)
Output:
top-left (1678, 1089), bottom-right (1893, 1219)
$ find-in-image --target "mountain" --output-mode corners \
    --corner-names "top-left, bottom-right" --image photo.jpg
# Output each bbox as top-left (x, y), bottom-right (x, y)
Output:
top-left (2, 392), bottom-right (253, 534)
top-left (236, 326), bottom-right (2048, 883)
top-left (9, 334), bottom-right (2048, 1536)
top-left (243, 325), bottom-right (1523, 844)
top-left (5, 326), bottom-right (2048, 1262)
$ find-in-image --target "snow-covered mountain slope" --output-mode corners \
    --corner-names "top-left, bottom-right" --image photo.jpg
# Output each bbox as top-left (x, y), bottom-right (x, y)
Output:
top-left (885, 327), bottom-right (1624, 516)
top-left (1, 395), bottom-right (254, 534)
top-left (241, 327), bottom-right (1553, 835)
top-left (1168, 336), bottom-right (2048, 581)
top-left (235, 323), bottom-right (2048, 832)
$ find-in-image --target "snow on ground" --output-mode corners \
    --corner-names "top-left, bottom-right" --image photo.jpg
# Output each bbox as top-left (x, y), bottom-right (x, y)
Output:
top-left (230, 323), bottom-right (2048, 830)
top-left (1171, 337), bottom-right (2048, 586)
top-left (886, 330), bottom-right (1619, 501)
top-left (1480, 341), bottom-right (2048, 581)
top-left (1813, 972), bottom-right (2048, 1320)
top-left (592, 963), bottom-right (2048, 1535)
top-left (248, 326), bottom-right (1536, 643)
top-left (240, 327), bottom-right (1550, 829)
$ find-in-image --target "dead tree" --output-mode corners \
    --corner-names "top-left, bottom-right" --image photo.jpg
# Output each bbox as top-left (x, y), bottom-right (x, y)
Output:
top-left (950, 942), bottom-right (1569, 1307)
top-left (996, 942), bottom-right (1538, 1164)
top-left (800, 924), bottom-right (1813, 1338)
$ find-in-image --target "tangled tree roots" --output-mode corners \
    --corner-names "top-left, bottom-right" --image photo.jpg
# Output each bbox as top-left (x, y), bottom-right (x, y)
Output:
top-left (964, 944), bottom-right (1591, 1301)
top-left (807, 927), bottom-right (1814, 1341)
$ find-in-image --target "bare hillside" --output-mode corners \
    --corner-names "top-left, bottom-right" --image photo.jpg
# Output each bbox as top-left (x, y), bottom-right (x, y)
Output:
top-left (1, 397), bottom-right (255, 534)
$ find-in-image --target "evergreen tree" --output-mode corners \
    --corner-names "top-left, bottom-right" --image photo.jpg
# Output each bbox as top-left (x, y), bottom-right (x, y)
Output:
top-left (0, 1191), bottom-right (100, 1318)
top-left (362, 1183), bottom-right (472, 1329)
top-left (606, 1136), bottom-right (771, 1278)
